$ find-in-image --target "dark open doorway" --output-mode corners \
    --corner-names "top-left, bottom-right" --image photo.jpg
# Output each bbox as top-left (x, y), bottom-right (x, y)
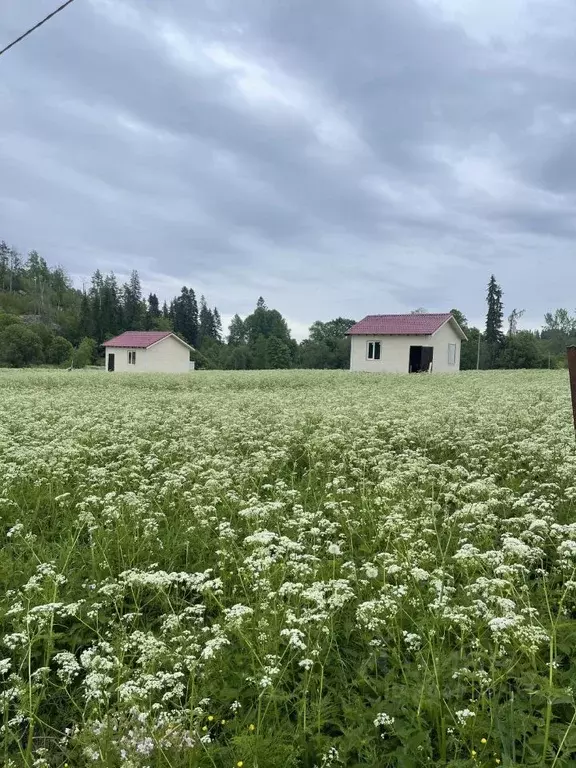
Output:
top-left (409, 346), bottom-right (433, 373)
top-left (107, 353), bottom-right (115, 372)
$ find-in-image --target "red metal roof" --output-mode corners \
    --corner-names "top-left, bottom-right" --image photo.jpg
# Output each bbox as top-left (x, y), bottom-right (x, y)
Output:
top-left (346, 313), bottom-right (454, 336)
top-left (103, 331), bottom-right (173, 348)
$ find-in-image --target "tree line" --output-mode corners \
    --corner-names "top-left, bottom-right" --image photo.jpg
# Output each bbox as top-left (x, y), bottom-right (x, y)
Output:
top-left (0, 241), bottom-right (353, 369)
top-left (0, 241), bottom-right (573, 369)
top-left (453, 275), bottom-right (575, 370)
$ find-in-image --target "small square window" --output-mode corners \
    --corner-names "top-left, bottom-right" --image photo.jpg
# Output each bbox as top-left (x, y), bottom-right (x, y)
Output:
top-left (367, 341), bottom-right (381, 360)
top-left (128, 350), bottom-right (137, 365)
top-left (448, 343), bottom-right (456, 365)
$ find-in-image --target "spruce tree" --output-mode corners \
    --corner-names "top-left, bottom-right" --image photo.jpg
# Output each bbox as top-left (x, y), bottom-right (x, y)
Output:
top-left (213, 308), bottom-right (223, 342)
top-left (173, 287), bottom-right (199, 346)
top-left (145, 293), bottom-right (160, 330)
top-left (485, 275), bottom-right (504, 345)
top-left (266, 336), bottom-right (291, 369)
top-left (485, 275), bottom-right (504, 368)
top-left (198, 295), bottom-right (216, 346)
top-left (148, 293), bottom-right (160, 318)
top-left (122, 270), bottom-right (144, 330)
top-left (89, 270), bottom-right (105, 343)
top-left (101, 274), bottom-right (121, 338)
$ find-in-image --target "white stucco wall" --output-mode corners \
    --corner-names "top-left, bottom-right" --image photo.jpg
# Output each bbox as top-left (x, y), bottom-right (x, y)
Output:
top-left (429, 322), bottom-right (462, 373)
top-left (105, 346), bottom-right (148, 373)
top-left (145, 335), bottom-right (190, 373)
top-left (349, 321), bottom-right (462, 373)
top-left (105, 336), bottom-right (191, 373)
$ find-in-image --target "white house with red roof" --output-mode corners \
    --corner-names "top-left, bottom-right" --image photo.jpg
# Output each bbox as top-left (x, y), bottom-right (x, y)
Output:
top-left (346, 313), bottom-right (467, 373)
top-left (103, 331), bottom-right (194, 373)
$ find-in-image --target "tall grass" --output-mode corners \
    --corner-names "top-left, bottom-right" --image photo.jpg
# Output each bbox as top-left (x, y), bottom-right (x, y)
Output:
top-left (1, 369), bottom-right (576, 767)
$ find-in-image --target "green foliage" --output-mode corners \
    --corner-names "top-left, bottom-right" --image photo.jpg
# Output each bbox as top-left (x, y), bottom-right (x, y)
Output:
top-left (459, 327), bottom-right (480, 370)
top-left (173, 286), bottom-right (199, 347)
top-left (497, 331), bottom-right (548, 369)
top-left (252, 333), bottom-right (269, 369)
top-left (309, 317), bottom-right (356, 344)
top-left (0, 311), bottom-right (21, 332)
top-left (266, 336), bottom-right (291, 369)
top-left (48, 335), bottom-right (74, 365)
top-left (72, 337), bottom-right (97, 368)
top-left (147, 292), bottom-right (160, 320)
top-left (299, 318), bottom-right (355, 369)
top-left (244, 301), bottom-right (292, 348)
top-left (298, 337), bottom-right (351, 369)
top-left (228, 314), bottom-right (246, 345)
top-left (544, 308), bottom-right (576, 336)
top-left (198, 295), bottom-right (222, 347)
top-left (195, 338), bottom-right (227, 370)
top-left (226, 345), bottom-right (250, 369)
top-left (450, 308), bottom-right (468, 331)
top-left (150, 315), bottom-right (173, 331)
top-left (222, 298), bottom-right (299, 370)
top-left (0, 324), bottom-right (44, 366)
top-left (122, 270), bottom-right (145, 331)
top-left (26, 322), bottom-right (55, 356)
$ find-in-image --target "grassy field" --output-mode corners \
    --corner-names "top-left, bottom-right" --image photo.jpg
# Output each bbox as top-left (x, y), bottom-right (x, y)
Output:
top-left (1, 369), bottom-right (576, 768)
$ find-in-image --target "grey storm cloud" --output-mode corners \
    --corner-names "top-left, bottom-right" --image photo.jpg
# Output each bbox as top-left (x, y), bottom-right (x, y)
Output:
top-left (1, 0), bottom-right (576, 336)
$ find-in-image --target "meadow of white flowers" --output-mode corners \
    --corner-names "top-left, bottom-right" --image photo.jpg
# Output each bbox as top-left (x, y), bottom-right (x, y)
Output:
top-left (1, 369), bottom-right (576, 768)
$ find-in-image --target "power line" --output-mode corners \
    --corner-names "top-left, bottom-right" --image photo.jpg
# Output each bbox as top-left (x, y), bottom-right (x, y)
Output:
top-left (0, 0), bottom-right (77, 58)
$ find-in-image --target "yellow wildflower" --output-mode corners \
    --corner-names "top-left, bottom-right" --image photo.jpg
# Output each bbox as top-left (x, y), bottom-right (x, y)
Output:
top-left (481, 738), bottom-right (487, 744)
top-left (248, 723), bottom-right (256, 732)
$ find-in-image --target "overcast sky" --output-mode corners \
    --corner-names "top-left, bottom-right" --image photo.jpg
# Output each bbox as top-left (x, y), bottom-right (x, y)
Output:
top-left (2, 0), bottom-right (576, 338)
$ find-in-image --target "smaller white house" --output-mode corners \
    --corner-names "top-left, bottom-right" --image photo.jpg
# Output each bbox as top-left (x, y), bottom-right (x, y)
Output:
top-left (103, 331), bottom-right (194, 373)
top-left (347, 313), bottom-right (467, 373)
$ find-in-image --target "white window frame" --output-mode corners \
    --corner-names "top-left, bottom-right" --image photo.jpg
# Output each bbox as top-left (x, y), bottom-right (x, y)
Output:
top-left (366, 340), bottom-right (381, 361)
top-left (448, 343), bottom-right (456, 366)
top-left (128, 350), bottom-right (137, 365)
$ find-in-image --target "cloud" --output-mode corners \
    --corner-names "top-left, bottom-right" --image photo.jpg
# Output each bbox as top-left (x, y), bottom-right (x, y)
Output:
top-left (1, 0), bottom-right (576, 338)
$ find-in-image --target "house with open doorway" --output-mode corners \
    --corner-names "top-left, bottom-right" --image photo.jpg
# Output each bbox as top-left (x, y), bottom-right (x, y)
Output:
top-left (103, 331), bottom-right (194, 373)
top-left (346, 313), bottom-right (467, 373)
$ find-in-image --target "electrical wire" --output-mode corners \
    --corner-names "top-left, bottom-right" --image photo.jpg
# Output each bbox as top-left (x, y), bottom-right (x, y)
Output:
top-left (0, 0), bottom-right (77, 58)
